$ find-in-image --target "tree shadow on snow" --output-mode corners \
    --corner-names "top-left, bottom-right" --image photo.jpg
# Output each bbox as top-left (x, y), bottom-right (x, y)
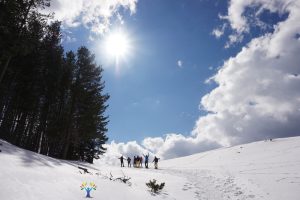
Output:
top-left (0, 139), bottom-right (66, 167)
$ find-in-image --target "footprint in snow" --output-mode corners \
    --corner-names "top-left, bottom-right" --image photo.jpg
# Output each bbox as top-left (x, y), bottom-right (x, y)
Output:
top-left (182, 182), bottom-right (193, 191)
top-left (234, 191), bottom-right (243, 196)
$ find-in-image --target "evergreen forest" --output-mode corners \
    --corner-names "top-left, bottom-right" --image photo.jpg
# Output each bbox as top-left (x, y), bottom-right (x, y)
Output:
top-left (0, 0), bottom-right (109, 163)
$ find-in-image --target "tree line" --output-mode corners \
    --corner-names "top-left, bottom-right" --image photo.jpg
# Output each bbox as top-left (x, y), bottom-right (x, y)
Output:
top-left (0, 0), bottom-right (109, 163)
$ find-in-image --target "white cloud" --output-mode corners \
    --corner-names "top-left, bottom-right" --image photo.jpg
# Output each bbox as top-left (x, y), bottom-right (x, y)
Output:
top-left (212, 24), bottom-right (227, 39)
top-left (212, 28), bottom-right (224, 39)
top-left (142, 137), bottom-right (164, 153)
top-left (100, 134), bottom-right (220, 164)
top-left (100, 140), bottom-right (152, 165)
top-left (60, 30), bottom-right (77, 43)
top-left (45, 0), bottom-right (138, 35)
top-left (227, 0), bottom-right (288, 34)
top-left (145, 134), bottom-right (220, 159)
top-left (225, 34), bottom-right (244, 48)
top-left (65, 35), bottom-right (77, 43)
top-left (177, 60), bottom-right (183, 68)
top-left (217, 0), bottom-right (291, 47)
top-left (194, 0), bottom-right (300, 146)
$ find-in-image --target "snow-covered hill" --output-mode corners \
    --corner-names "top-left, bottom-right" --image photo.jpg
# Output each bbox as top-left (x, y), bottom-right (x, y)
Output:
top-left (0, 137), bottom-right (299, 200)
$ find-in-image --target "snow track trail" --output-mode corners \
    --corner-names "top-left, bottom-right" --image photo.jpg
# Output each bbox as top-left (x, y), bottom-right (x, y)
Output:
top-left (143, 168), bottom-right (265, 200)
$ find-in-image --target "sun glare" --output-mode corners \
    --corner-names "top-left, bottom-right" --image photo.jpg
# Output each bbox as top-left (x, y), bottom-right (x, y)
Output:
top-left (105, 31), bottom-right (130, 58)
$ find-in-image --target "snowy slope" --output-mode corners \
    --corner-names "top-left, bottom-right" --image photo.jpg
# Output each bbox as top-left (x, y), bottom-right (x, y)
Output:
top-left (0, 137), bottom-right (300, 200)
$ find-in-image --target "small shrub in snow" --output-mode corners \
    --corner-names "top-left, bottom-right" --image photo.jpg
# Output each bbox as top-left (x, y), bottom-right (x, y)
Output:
top-left (146, 179), bottom-right (165, 193)
top-left (108, 172), bottom-right (132, 186)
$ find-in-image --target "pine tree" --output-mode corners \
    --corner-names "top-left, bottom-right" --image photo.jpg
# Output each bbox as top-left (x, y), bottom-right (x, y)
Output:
top-left (0, 0), bottom-right (50, 83)
top-left (62, 47), bottom-right (109, 162)
top-left (146, 179), bottom-right (165, 193)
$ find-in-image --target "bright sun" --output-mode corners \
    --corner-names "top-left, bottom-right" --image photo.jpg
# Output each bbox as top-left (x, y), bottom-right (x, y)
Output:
top-left (105, 31), bottom-right (130, 58)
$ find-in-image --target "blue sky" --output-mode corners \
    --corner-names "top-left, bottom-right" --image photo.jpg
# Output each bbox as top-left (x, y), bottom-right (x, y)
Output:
top-left (64, 0), bottom-right (237, 142)
top-left (53, 0), bottom-right (300, 159)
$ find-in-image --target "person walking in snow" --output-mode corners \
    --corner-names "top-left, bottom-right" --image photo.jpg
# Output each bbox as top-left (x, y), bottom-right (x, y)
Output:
top-left (133, 156), bottom-right (136, 167)
top-left (136, 155), bottom-right (140, 168)
top-left (127, 157), bottom-right (131, 167)
top-left (140, 156), bottom-right (143, 168)
top-left (136, 156), bottom-right (140, 168)
top-left (119, 156), bottom-right (125, 167)
top-left (153, 156), bottom-right (160, 169)
top-left (143, 153), bottom-right (149, 168)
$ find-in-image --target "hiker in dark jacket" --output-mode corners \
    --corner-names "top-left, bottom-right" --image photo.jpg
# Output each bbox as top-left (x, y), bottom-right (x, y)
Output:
top-left (127, 157), bottom-right (131, 167)
top-left (119, 156), bottom-right (125, 167)
top-left (140, 156), bottom-right (143, 168)
top-left (143, 153), bottom-right (149, 168)
top-left (133, 156), bottom-right (136, 167)
top-left (136, 155), bottom-right (141, 168)
top-left (153, 156), bottom-right (160, 169)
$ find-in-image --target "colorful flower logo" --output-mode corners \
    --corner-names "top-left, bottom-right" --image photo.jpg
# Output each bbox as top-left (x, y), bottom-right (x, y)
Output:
top-left (80, 182), bottom-right (97, 198)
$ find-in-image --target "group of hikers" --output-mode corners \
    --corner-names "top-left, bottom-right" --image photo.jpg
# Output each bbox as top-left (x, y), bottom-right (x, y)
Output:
top-left (118, 153), bottom-right (160, 169)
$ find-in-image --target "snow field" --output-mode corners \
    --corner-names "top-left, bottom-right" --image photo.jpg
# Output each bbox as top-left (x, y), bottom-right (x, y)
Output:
top-left (1, 136), bottom-right (300, 200)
